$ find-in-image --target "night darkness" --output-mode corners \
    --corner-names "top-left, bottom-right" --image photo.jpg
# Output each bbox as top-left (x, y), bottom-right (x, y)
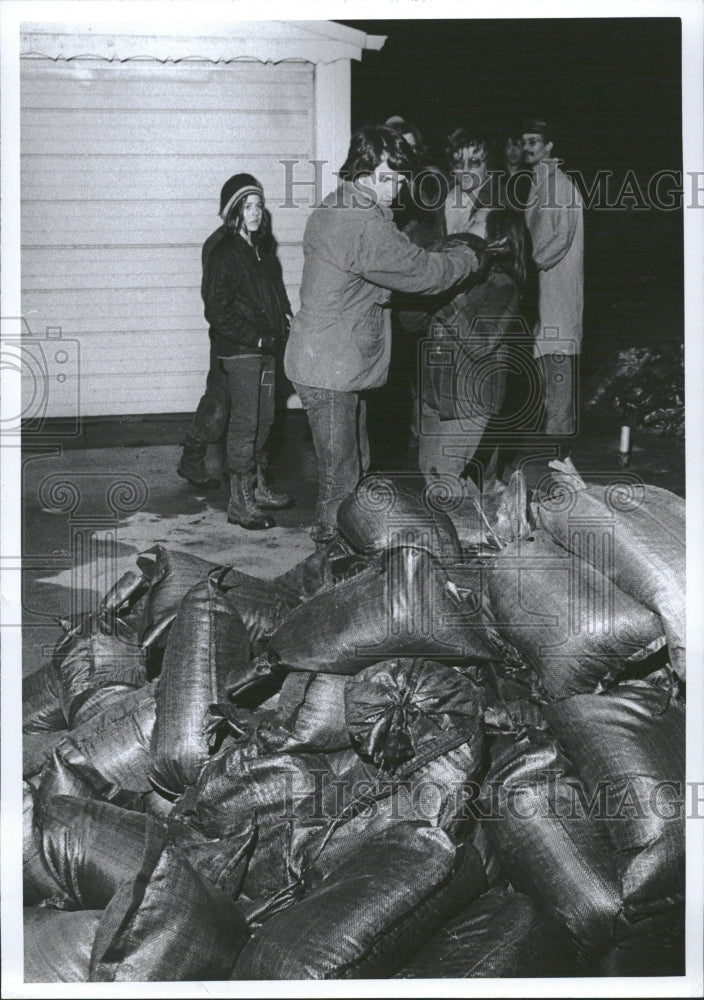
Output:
top-left (338, 18), bottom-right (684, 357)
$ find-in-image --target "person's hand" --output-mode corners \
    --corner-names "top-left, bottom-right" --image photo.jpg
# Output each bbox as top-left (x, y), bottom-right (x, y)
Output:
top-left (257, 334), bottom-right (278, 353)
top-left (485, 236), bottom-right (511, 258)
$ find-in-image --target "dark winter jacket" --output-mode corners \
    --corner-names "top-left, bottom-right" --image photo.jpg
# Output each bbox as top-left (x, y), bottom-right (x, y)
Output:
top-left (201, 226), bottom-right (291, 357)
top-left (422, 268), bottom-right (523, 420)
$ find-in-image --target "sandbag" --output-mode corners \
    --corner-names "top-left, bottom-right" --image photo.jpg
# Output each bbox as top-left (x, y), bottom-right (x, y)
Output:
top-left (24, 729), bottom-right (69, 787)
top-left (37, 684), bottom-right (157, 809)
top-left (395, 886), bottom-right (577, 978)
top-left (33, 796), bottom-right (148, 911)
top-left (174, 742), bottom-right (374, 901)
top-left (232, 825), bottom-right (487, 980)
top-left (273, 547), bottom-right (336, 601)
top-left (24, 780), bottom-right (69, 908)
top-left (275, 672), bottom-right (351, 752)
top-left (343, 658), bottom-right (486, 832)
top-left (219, 566), bottom-right (301, 643)
top-left (337, 473), bottom-right (462, 562)
top-left (592, 908), bottom-right (685, 976)
top-left (55, 630), bottom-right (147, 729)
top-left (345, 658), bottom-right (485, 769)
top-left (446, 470), bottom-right (533, 551)
top-left (487, 529), bottom-right (666, 698)
top-left (167, 818), bottom-right (255, 902)
top-left (23, 661), bottom-right (65, 734)
top-left (542, 679), bottom-right (685, 919)
top-left (536, 464), bottom-right (686, 677)
top-left (89, 822), bottom-right (250, 982)
top-left (256, 547), bottom-right (500, 684)
top-left (24, 908), bottom-right (102, 983)
top-left (137, 545), bottom-right (221, 648)
top-left (150, 577), bottom-right (250, 798)
top-left (478, 730), bottom-right (628, 954)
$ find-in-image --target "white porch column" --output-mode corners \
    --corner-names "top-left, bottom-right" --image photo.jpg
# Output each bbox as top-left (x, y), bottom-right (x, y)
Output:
top-left (314, 59), bottom-right (351, 193)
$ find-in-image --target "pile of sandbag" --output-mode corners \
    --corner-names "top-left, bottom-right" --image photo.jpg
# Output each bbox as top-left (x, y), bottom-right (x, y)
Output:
top-left (583, 343), bottom-right (684, 438)
top-left (22, 466), bottom-right (686, 982)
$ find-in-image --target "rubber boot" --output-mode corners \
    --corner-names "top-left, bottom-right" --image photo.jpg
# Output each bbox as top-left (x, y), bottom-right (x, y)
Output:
top-left (254, 463), bottom-right (295, 510)
top-left (177, 433), bottom-right (221, 489)
top-left (227, 473), bottom-right (275, 530)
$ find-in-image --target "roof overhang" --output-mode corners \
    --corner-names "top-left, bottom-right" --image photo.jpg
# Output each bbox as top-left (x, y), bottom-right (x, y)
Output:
top-left (20, 18), bottom-right (387, 64)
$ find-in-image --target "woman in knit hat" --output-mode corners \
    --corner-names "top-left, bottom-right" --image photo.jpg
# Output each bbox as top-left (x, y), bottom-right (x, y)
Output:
top-left (177, 173), bottom-right (294, 530)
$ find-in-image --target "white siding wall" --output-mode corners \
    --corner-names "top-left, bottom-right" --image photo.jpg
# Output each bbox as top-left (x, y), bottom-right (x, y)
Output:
top-left (21, 57), bottom-right (315, 416)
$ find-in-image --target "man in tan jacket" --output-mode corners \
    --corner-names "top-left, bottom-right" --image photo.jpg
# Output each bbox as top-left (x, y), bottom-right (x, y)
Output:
top-left (522, 117), bottom-right (584, 440)
top-left (285, 125), bottom-right (492, 547)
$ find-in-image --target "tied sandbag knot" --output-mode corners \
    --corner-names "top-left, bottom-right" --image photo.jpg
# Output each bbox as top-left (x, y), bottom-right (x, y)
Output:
top-left (360, 697), bottom-right (416, 769)
top-left (205, 704), bottom-right (283, 755)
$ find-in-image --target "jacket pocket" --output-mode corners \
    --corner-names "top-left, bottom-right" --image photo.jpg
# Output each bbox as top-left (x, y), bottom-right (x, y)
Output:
top-left (352, 310), bottom-right (384, 358)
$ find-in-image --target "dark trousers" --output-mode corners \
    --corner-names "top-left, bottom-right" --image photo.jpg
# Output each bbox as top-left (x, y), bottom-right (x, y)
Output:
top-left (292, 381), bottom-right (370, 540)
top-left (189, 344), bottom-right (276, 474)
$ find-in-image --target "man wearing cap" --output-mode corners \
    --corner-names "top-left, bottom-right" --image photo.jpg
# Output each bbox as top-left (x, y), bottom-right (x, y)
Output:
top-left (177, 172), bottom-right (293, 529)
top-left (521, 117), bottom-right (583, 440)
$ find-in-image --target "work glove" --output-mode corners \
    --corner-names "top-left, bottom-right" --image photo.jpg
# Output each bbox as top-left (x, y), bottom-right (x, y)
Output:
top-left (256, 333), bottom-right (278, 354)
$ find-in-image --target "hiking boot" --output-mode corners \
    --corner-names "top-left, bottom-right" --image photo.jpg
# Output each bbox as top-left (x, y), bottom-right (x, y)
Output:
top-left (177, 434), bottom-right (221, 489)
top-left (254, 463), bottom-right (295, 510)
top-left (227, 473), bottom-right (275, 530)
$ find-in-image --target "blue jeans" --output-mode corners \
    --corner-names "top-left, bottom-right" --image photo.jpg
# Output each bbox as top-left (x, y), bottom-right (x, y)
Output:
top-left (418, 401), bottom-right (495, 497)
top-left (293, 381), bottom-right (370, 540)
top-left (190, 344), bottom-right (276, 473)
top-left (537, 353), bottom-right (578, 436)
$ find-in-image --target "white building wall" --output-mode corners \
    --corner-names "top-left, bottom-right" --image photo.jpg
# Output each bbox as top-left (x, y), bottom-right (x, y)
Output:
top-left (18, 21), bottom-right (384, 419)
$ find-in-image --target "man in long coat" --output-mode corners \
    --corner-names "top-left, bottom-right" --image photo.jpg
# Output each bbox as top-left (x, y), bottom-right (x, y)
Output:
top-left (522, 117), bottom-right (584, 438)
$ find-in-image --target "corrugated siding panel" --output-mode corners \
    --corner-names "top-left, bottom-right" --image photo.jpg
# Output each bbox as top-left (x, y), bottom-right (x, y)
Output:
top-left (21, 57), bottom-right (314, 417)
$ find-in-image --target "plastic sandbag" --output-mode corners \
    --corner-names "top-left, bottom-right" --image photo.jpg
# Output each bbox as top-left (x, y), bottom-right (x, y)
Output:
top-left (536, 464), bottom-right (686, 677)
top-left (55, 630), bottom-right (147, 729)
top-left (232, 825), bottom-right (487, 980)
top-left (24, 728), bottom-right (69, 789)
top-left (583, 344), bottom-right (684, 438)
top-left (219, 566), bottom-right (301, 643)
top-left (24, 908), bottom-right (102, 983)
top-left (167, 818), bottom-right (255, 902)
top-left (273, 548), bottom-right (336, 601)
top-left (592, 907), bottom-right (685, 976)
top-left (150, 577), bottom-right (250, 799)
top-left (275, 672), bottom-right (351, 752)
top-left (447, 470), bottom-right (533, 551)
top-left (254, 547), bottom-right (500, 687)
top-left (24, 780), bottom-right (68, 908)
top-left (345, 658), bottom-right (485, 769)
top-left (542, 679), bottom-right (685, 919)
top-left (137, 545), bottom-right (221, 648)
top-left (479, 730), bottom-right (627, 954)
top-left (487, 529), bottom-right (666, 698)
top-left (32, 796), bottom-right (149, 911)
top-left (37, 684), bottom-right (157, 809)
top-left (89, 822), bottom-right (250, 982)
top-left (23, 661), bottom-right (66, 734)
top-left (395, 886), bottom-right (577, 978)
top-left (174, 741), bottom-right (374, 902)
top-left (337, 474), bottom-right (462, 562)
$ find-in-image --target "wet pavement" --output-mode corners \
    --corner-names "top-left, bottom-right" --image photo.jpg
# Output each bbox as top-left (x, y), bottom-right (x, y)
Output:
top-left (18, 408), bottom-right (685, 680)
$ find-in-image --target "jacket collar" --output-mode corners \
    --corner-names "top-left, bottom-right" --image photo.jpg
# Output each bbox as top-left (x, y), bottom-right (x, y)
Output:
top-left (322, 180), bottom-right (393, 219)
